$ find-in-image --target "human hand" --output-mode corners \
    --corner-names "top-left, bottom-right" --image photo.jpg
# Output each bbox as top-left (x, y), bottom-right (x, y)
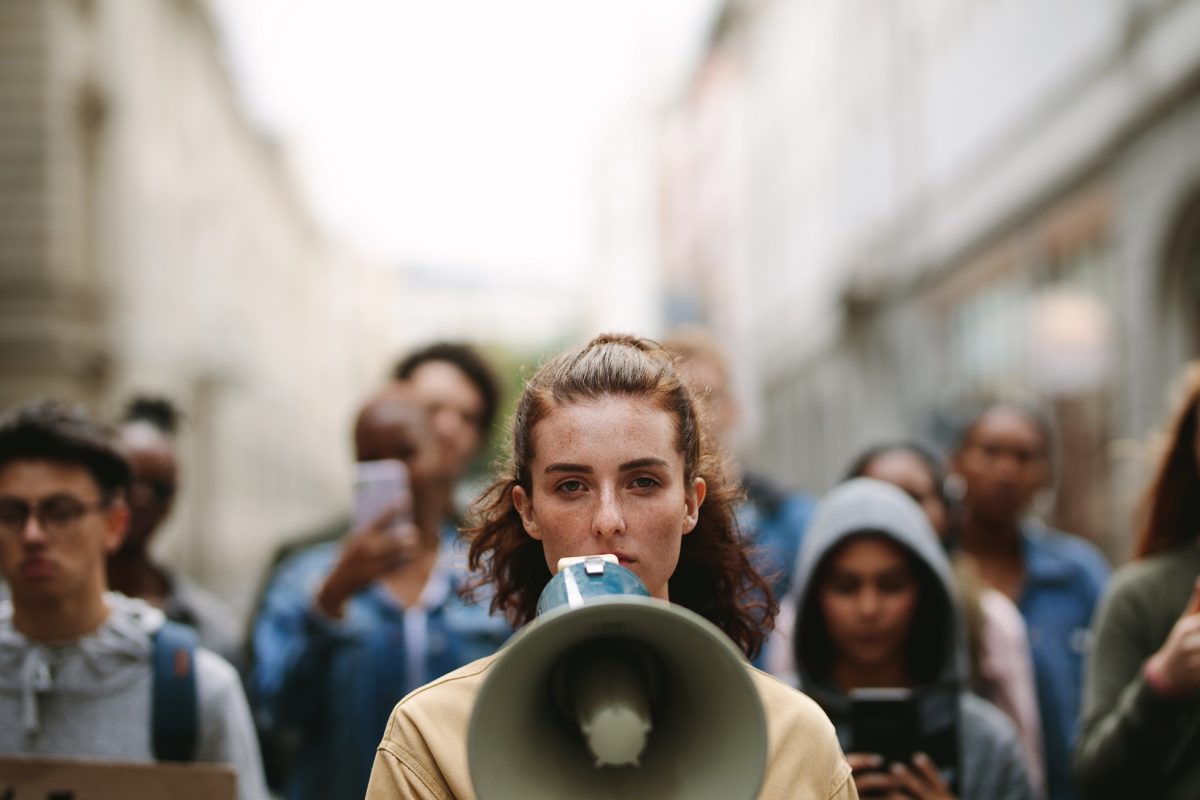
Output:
top-left (887, 752), bottom-right (957, 800)
top-left (315, 500), bottom-right (419, 619)
top-left (847, 753), bottom-right (899, 798)
top-left (1145, 577), bottom-right (1200, 696)
top-left (847, 752), bottom-right (957, 800)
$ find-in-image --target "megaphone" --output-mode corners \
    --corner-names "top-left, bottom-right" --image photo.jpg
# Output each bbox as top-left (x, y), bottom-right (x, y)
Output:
top-left (468, 555), bottom-right (768, 800)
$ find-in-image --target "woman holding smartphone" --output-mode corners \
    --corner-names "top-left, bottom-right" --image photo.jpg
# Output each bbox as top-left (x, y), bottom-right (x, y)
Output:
top-left (785, 478), bottom-right (1033, 800)
top-left (365, 333), bottom-right (855, 799)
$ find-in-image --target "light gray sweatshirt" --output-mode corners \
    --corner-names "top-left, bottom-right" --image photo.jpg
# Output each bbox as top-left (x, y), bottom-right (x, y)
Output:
top-left (0, 592), bottom-right (266, 800)
top-left (785, 478), bottom-right (1036, 800)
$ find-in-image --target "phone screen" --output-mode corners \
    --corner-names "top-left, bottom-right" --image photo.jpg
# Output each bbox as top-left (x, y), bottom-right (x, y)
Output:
top-left (353, 459), bottom-right (412, 537)
top-left (849, 688), bottom-right (918, 767)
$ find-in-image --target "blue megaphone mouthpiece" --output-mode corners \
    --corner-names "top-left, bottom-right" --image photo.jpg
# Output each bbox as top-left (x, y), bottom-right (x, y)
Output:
top-left (536, 555), bottom-right (651, 617)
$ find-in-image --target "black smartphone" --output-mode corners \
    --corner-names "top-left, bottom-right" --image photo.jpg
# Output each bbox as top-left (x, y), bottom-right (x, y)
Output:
top-left (849, 687), bottom-right (959, 794)
top-left (849, 687), bottom-right (918, 767)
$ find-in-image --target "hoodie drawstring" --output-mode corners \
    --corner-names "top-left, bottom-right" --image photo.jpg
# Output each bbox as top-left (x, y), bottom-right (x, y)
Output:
top-left (20, 647), bottom-right (52, 734)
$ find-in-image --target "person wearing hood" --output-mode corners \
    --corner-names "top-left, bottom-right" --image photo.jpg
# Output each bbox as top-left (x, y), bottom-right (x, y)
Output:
top-left (786, 478), bottom-right (1033, 800)
top-left (0, 400), bottom-right (266, 800)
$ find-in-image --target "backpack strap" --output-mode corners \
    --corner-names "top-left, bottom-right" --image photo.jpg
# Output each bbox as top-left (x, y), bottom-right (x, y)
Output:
top-left (151, 621), bottom-right (199, 762)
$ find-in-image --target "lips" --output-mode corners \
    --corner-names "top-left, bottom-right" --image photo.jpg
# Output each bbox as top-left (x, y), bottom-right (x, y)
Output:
top-left (849, 632), bottom-right (893, 650)
top-left (608, 552), bottom-right (636, 567)
top-left (18, 558), bottom-right (56, 579)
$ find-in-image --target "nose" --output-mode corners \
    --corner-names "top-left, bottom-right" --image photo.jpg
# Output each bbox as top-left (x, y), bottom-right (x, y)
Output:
top-left (856, 587), bottom-right (881, 618)
top-left (592, 486), bottom-right (626, 540)
top-left (433, 408), bottom-right (469, 447)
top-left (20, 511), bottom-right (47, 545)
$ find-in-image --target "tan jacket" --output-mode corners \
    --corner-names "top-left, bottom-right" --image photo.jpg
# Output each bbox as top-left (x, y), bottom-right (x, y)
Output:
top-left (366, 653), bottom-right (856, 800)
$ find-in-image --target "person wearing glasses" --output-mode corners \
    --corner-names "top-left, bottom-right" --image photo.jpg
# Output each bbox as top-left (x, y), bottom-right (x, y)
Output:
top-left (106, 396), bottom-right (242, 667)
top-left (0, 400), bottom-right (266, 799)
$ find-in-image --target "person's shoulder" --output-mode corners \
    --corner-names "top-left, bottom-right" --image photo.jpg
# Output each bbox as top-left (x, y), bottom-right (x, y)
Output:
top-left (1105, 555), bottom-right (1167, 598)
top-left (1027, 522), bottom-right (1110, 579)
top-left (958, 693), bottom-right (1033, 799)
top-left (749, 666), bottom-right (853, 798)
top-left (1111, 546), bottom-right (1200, 589)
top-left (749, 666), bottom-right (826, 716)
top-left (384, 653), bottom-right (501, 736)
top-left (269, 540), bottom-right (341, 588)
top-left (1101, 546), bottom-right (1200, 621)
top-left (194, 645), bottom-right (243, 703)
top-left (747, 666), bottom-right (843, 754)
top-left (959, 691), bottom-right (1022, 749)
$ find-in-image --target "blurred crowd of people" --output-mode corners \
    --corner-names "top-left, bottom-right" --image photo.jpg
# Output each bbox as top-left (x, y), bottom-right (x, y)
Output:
top-left (1, 332), bottom-right (1198, 799)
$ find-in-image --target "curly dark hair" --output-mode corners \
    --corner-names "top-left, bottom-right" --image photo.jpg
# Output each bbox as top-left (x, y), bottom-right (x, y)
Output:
top-left (0, 399), bottom-right (131, 502)
top-left (393, 342), bottom-right (500, 437)
top-left (465, 333), bottom-right (776, 658)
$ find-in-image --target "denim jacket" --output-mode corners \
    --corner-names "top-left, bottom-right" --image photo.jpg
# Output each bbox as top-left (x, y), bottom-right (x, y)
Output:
top-left (1018, 520), bottom-right (1110, 800)
top-left (251, 525), bottom-right (511, 800)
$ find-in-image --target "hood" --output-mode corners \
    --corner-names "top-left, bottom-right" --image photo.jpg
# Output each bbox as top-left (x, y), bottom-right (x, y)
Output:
top-left (785, 478), bottom-right (967, 714)
top-left (0, 592), bottom-right (166, 734)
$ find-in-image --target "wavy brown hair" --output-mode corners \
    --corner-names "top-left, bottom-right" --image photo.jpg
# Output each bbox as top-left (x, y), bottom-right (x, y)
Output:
top-left (465, 333), bottom-right (776, 658)
top-left (1134, 363), bottom-right (1200, 559)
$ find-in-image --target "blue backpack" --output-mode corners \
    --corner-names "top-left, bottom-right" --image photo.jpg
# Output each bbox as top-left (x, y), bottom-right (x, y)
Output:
top-left (151, 621), bottom-right (199, 762)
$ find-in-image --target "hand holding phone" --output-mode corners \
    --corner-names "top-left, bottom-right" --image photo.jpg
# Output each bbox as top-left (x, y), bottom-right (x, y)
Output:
top-left (848, 688), bottom-right (959, 799)
top-left (353, 459), bottom-right (413, 539)
top-left (315, 460), bottom-right (418, 619)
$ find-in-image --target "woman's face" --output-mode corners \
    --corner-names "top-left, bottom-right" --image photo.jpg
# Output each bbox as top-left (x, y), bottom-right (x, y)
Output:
top-left (860, 450), bottom-right (947, 537)
top-left (952, 407), bottom-right (1047, 525)
top-left (818, 535), bottom-right (919, 674)
top-left (511, 396), bottom-right (706, 601)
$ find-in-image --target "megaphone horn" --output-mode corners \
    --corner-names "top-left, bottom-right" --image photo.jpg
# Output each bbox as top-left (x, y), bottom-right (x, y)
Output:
top-left (468, 557), bottom-right (768, 800)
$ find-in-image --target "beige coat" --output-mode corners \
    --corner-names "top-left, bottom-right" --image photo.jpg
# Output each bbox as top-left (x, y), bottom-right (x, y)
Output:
top-left (366, 653), bottom-right (856, 800)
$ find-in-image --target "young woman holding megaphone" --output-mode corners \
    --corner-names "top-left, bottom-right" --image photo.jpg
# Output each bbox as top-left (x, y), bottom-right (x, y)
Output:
top-left (365, 333), bottom-right (856, 800)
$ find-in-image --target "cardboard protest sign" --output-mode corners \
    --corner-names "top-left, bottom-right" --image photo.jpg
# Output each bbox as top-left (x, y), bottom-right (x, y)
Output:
top-left (0, 755), bottom-right (235, 800)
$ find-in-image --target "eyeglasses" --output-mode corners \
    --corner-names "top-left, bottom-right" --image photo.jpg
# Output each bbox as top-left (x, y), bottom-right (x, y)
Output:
top-left (0, 495), bottom-right (109, 539)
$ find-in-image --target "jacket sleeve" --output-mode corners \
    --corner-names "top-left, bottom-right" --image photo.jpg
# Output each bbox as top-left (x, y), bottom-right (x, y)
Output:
top-left (194, 649), bottom-right (270, 800)
top-left (1072, 575), bottom-right (1186, 798)
top-left (828, 768), bottom-right (860, 800)
top-left (250, 551), bottom-right (350, 733)
top-left (366, 745), bottom-right (454, 800)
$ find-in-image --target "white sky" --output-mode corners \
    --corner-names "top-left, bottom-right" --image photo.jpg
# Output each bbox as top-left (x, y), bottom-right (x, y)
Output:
top-left (213, 0), bottom-right (719, 284)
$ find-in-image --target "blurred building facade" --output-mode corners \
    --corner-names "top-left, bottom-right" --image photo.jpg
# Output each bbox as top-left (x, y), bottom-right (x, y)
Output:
top-left (0, 0), bottom-right (402, 618)
top-left (660, 0), bottom-right (1200, 558)
top-left (398, 264), bottom-right (581, 352)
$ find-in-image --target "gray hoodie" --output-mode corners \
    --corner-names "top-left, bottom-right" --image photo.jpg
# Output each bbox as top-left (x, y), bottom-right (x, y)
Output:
top-left (0, 592), bottom-right (266, 800)
top-left (786, 478), bottom-right (1034, 800)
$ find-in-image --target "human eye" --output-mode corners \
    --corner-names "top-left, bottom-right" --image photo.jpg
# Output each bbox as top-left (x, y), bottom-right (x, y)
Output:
top-left (41, 496), bottom-right (85, 527)
top-left (828, 575), bottom-right (859, 595)
top-left (629, 476), bottom-right (660, 490)
top-left (556, 479), bottom-right (587, 494)
top-left (0, 499), bottom-right (27, 530)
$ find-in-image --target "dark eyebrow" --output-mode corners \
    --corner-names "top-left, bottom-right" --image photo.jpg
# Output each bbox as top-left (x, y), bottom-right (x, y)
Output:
top-left (619, 458), bottom-right (669, 472)
top-left (542, 458), bottom-right (670, 474)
